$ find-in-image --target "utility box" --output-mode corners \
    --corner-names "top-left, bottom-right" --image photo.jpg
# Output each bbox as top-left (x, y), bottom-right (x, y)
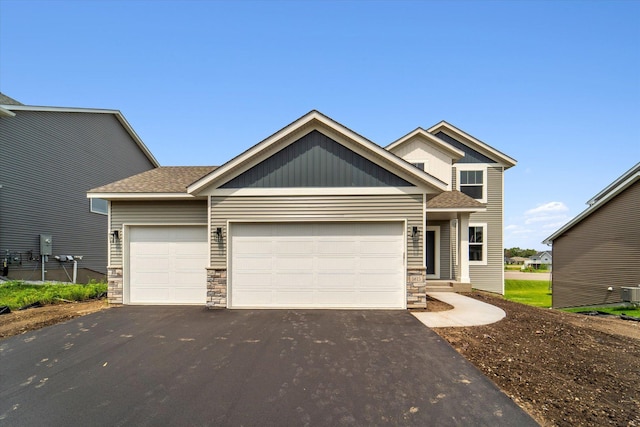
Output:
top-left (620, 287), bottom-right (640, 303)
top-left (40, 234), bottom-right (53, 256)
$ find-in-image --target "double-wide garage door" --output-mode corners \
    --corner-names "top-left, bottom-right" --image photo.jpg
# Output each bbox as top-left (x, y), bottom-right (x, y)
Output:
top-left (129, 226), bottom-right (208, 304)
top-left (230, 222), bottom-right (405, 309)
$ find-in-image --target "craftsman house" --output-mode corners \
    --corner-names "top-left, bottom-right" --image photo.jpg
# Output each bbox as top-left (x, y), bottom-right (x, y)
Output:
top-left (0, 93), bottom-right (158, 283)
top-left (89, 111), bottom-right (516, 308)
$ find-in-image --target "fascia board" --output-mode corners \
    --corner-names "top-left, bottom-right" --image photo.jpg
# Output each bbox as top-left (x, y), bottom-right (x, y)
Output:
top-left (543, 172), bottom-right (639, 244)
top-left (188, 111), bottom-right (448, 194)
top-left (0, 106), bottom-right (16, 117)
top-left (87, 192), bottom-right (202, 200)
top-left (427, 121), bottom-right (517, 169)
top-left (386, 128), bottom-right (465, 160)
top-left (426, 207), bottom-right (487, 213)
top-left (3, 105), bottom-right (160, 168)
top-left (587, 162), bottom-right (640, 205)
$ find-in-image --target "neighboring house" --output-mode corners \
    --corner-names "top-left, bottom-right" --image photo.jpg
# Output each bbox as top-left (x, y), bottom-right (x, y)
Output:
top-left (0, 93), bottom-right (158, 283)
top-left (543, 162), bottom-right (640, 308)
top-left (508, 256), bottom-right (528, 265)
top-left (89, 111), bottom-right (516, 308)
top-left (523, 251), bottom-right (552, 269)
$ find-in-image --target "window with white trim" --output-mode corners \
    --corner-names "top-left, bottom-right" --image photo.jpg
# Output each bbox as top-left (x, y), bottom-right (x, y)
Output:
top-left (469, 223), bottom-right (487, 265)
top-left (411, 160), bottom-right (428, 171)
top-left (90, 198), bottom-right (108, 215)
top-left (457, 165), bottom-right (487, 203)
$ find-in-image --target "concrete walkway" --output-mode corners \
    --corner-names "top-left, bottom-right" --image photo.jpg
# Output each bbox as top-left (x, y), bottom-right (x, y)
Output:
top-left (412, 292), bottom-right (506, 327)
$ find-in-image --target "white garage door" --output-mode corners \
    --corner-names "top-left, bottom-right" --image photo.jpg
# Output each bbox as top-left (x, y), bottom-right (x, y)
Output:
top-left (129, 226), bottom-right (208, 304)
top-left (230, 222), bottom-right (405, 309)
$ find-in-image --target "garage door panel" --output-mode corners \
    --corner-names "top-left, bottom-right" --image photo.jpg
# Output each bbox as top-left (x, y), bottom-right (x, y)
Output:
top-left (230, 222), bottom-right (405, 309)
top-left (129, 226), bottom-right (207, 305)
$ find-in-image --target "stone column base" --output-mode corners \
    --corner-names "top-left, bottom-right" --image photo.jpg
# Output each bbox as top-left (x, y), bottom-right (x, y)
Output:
top-left (107, 265), bottom-right (123, 304)
top-left (206, 268), bottom-right (227, 308)
top-left (407, 267), bottom-right (427, 308)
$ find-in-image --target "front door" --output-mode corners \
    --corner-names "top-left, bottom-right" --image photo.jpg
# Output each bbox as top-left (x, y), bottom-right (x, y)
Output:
top-left (426, 230), bottom-right (436, 275)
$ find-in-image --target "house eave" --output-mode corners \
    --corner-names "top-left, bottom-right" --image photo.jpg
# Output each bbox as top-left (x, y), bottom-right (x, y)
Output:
top-left (386, 128), bottom-right (466, 160)
top-left (87, 192), bottom-right (203, 200)
top-left (426, 207), bottom-right (487, 213)
top-left (0, 106), bottom-right (16, 117)
top-left (1, 104), bottom-right (160, 168)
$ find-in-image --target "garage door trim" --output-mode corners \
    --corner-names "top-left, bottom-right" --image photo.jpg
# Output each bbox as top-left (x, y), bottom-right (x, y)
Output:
top-left (123, 223), bottom-right (209, 305)
top-left (227, 219), bottom-right (407, 309)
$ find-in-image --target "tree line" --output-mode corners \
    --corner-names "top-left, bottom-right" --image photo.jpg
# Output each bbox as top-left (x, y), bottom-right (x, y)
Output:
top-left (504, 247), bottom-right (539, 258)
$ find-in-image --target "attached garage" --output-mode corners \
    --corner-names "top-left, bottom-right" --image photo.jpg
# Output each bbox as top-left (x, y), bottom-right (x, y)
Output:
top-left (229, 222), bottom-right (406, 309)
top-left (128, 225), bottom-right (208, 304)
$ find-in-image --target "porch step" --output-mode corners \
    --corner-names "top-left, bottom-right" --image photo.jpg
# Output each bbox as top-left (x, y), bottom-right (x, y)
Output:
top-left (425, 281), bottom-right (473, 293)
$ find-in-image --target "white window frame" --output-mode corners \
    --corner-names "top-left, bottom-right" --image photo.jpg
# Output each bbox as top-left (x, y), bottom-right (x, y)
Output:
top-left (90, 198), bottom-right (108, 215)
top-left (468, 222), bottom-right (487, 266)
top-left (456, 164), bottom-right (488, 203)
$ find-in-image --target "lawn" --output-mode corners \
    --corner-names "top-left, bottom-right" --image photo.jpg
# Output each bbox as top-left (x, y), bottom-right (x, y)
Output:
top-left (0, 281), bottom-right (107, 310)
top-left (504, 279), bottom-right (552, 308)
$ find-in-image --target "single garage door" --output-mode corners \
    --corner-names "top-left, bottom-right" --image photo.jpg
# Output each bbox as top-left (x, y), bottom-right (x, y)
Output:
top-left (230, 222), bottom-right (405, 309)
top-left (129, 226), bottom-right (208, 304)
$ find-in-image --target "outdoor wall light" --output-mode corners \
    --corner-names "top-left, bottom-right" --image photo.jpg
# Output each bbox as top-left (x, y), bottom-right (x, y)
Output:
top-left (110, 230), bottom-right (120, 242)
top-left (214, 227), bottom-right (223, 242)
top-left (411, 226), bottom-right (419, 238)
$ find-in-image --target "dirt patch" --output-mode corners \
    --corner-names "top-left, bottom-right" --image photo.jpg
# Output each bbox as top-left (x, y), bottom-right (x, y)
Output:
top-left (0, 299), bottom-right (109, 339)
top-left (1, 294), bottom-right (639, 426)
top-left (431, 292), bottom-right (640, 426)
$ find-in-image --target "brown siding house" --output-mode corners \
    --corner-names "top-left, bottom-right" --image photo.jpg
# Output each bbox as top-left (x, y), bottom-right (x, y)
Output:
top-left (543, 163), bottom-right (640, 308)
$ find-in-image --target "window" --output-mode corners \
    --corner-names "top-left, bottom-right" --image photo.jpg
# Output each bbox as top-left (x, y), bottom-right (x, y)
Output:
top-left (411, 162), bottom-right (425, 171)
top-left (457, 165), bottom-right (487, 202)
top-left (460, 170), bottom-right (483, 199)
top-left (469, 223), bottom-right (487, 265)
top-left (90, 198), bottom-right (108, 215)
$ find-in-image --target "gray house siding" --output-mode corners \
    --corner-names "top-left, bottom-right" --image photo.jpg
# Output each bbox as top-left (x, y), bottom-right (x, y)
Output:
top-left (221, 130), bottom-right (413, 188)
top-left (434, 131), bottom-right (496, 164)
top-left (0, 111), bottom-right (156, 282)
top-left (109, 200), bottom-right (208, 267)
top-left (552, 181), bottom-right (640, 308)
top-left (209, 194), bottom-right (424, 268)
top-left (452, 165), bottom-right (504, 293)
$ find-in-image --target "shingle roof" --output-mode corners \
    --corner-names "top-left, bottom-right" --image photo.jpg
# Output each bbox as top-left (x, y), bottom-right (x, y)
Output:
top-left (0, 92), bottom-right (23, 105)
top-left (426, 190), bottom-right (486, 209)
top-left (88, 166), bottom-right (217, 193)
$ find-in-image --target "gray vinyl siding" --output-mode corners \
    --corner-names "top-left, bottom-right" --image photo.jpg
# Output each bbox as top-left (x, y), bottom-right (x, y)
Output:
top-left (452, 165), bottom-right (504, 293)
top-left (551, 181), bottom-right (640, 308)
top-left (221, 130), bottom-right (413, 188)
top-left (434, 132), bottom-right (496, 164)
top-left (210, 194), bottom-right (423, 268)
top-left (0, 111), bottom-right (155, 279)
top-left (109, 200), bottom-right (208, 266)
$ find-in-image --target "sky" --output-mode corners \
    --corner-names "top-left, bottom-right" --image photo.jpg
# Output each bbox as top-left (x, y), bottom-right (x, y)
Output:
top-left (1, 0), bottom-right (638, 251)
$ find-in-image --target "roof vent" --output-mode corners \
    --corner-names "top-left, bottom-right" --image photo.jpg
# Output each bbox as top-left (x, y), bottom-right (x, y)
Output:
top-left (620, 287), bottom-right (640, 303)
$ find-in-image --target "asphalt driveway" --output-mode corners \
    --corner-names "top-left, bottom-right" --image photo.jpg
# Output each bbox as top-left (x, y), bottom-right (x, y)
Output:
top-left (0, 307), bottom-right (537, 426)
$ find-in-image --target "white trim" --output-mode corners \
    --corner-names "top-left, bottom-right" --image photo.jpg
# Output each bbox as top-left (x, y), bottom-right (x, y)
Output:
top-left (188, 111), bottom-right (448, 194)
top-left (543, 171), bottom-right (640, 244)
top-left (426, 207), bottom-right (487, 213)
top-left (88, 193), bottom-right (203, 200)
top-left (469, 222), bottom-right (488, 266)
top-left (122, 223), bottom-right (208, 304)
top-left (455, 163), bottom-right (488, 203)
top-left (426, 226), bottom-right (440, 279)
top-left (208, 186), bottom-right (427, 197)
top-left (426, 121), bottom-right (517, 169)
top-left (587, 162), bottom-right (639, 205)
top-left (2, 105), bottom-right (160, 167)
top-left (0, 106), bottom-right (16, 117)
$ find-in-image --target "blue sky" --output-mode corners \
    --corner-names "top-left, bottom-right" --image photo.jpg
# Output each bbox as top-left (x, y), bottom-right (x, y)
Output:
top-left (1, 0), bottom-right (638, 250)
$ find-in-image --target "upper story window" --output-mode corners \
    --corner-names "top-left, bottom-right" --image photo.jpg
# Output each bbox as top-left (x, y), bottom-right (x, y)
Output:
top-left (90, 198), bottom-right (108, 215)
top-left (457, 164), bottom-right (487, 203)
top-left (411, 162), bottom-right (425, 171)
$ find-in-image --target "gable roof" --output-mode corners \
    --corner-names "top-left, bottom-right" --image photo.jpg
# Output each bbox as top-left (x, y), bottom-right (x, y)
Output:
top-left (88, 166), bottom-right (216, 198)
top-left (543, 162), bottom-right (640, 244)
top-left (0, 104), bottom-right (160, 168)
top-left (385, 128), bottom-right (466, 160)
top-left (427, 121), bottom-right (517, 169)
top-left (188, 110), bottom-right (448, 195)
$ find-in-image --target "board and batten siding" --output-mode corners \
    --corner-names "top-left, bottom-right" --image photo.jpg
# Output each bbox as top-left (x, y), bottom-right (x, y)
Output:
top-left (552, 181), bottom-right (640, 308)
top-left (453, 165), bottom-right (504, 293)
top-left (0, 111), bottom-right (156, 278)
top-left (109, 201), bottom-right (208, 267)
top-left (210, 194), bottom-right (424, 269)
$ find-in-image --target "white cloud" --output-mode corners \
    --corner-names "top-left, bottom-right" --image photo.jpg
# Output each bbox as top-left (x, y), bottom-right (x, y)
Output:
top-left (525, 201), bottom-right (568, 216)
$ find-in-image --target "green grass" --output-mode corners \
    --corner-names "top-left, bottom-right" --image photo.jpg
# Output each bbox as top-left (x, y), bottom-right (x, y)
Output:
top-left (564, 306), bottom-right (640, 318)
top-left (0, 281), bottom-right (107, 310)
top-left (504, 279), bottom-right (552, 308)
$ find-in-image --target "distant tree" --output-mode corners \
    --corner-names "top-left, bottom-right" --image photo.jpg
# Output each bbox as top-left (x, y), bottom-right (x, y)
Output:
top-left (505, 247), bottom-right (538, 258)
